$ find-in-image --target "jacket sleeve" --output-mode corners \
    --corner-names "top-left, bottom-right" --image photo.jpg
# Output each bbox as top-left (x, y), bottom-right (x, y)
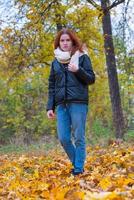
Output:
top-left (74, 54), bottom-right (95, 85)
top-left (46, 63), bottom-right (55, 112)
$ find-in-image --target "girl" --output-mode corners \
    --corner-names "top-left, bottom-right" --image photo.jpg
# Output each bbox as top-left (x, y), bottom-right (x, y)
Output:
top-left (46, 28), bottom-right (95, 175)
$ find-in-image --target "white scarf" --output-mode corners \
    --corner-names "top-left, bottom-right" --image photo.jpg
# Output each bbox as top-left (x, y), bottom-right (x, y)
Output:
top-left (54, 47), bottom-right (86, 68)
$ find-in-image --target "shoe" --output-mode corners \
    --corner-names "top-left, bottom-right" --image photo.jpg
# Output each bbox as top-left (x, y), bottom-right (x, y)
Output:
top-left (70, 168), bottom-right (74, 173)
top-left (71, 169), bottom-right (84, 176)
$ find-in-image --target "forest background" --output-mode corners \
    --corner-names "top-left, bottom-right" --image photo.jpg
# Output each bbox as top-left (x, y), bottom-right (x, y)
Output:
top-left (0, 0), bottom-right (134, 152)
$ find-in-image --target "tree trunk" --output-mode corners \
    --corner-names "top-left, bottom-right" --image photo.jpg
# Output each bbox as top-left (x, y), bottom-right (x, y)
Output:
top-left (101, 0), bottom-right (125, 139)
top-left (55, 2), bottom-right (62, 32)
top-left (56, 14), bottom-right (62, 32)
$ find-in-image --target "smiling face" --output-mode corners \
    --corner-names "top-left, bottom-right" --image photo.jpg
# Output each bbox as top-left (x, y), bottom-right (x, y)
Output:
top-left (59, 34), bottom-right (73, 52)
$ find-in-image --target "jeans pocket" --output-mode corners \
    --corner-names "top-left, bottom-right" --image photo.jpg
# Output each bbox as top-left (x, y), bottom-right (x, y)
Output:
top-left (56, 104), bottom-right (64, 115)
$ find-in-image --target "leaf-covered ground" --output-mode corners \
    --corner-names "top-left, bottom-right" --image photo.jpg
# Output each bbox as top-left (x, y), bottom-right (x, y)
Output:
top-left (0, 143), bottom-right (133, 199)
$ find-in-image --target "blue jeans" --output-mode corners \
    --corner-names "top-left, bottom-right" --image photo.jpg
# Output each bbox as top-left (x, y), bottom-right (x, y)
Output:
top-left (56, 103), bottom-right (88, 172)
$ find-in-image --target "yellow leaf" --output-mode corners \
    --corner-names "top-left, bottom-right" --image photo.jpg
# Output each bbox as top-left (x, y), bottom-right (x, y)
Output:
top-left (99, 177), bottom-right (112, 190)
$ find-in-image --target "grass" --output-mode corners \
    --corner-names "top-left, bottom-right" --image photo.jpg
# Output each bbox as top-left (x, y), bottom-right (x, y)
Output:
top-left (86, 119), bottom-right (134, 146)
top-left (86, 119), bottom-right (114, 146)
top-left (0, 119), bottom-right (133, 154)
top-left (0, 137), bottom-right (60, 155)
top-left (124, 129), bottom-right (134, 141)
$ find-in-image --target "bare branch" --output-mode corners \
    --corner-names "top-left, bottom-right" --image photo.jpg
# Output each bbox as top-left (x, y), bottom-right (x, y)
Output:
top-left (86, 0), bottom-right (125, 13)
top-left (107, 0), bottom-right (125, 10)
top-left (86, 0), bottom-right (101, 10)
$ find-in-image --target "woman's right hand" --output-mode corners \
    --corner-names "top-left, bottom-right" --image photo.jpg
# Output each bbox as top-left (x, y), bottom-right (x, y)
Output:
top-left (47, 110), bottom-right (55, 119)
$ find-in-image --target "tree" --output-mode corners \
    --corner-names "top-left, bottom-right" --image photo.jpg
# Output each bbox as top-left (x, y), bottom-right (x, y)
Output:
top-left (86, 0), bottom-right (126, 139)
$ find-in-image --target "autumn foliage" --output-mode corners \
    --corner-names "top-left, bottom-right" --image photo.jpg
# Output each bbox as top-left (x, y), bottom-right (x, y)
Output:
top-left (0, 0), bottom-right (133, 143)
top-left (0, 1), bottom-right (134, 198)
top-left (0, 143), bottom-right (133, 199)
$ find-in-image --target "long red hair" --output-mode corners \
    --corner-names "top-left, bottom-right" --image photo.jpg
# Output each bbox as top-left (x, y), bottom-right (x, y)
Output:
top-left (54, 28), bottom-right (84, 55)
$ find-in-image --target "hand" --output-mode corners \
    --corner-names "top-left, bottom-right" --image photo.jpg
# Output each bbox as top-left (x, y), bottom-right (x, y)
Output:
top-left (68, 63), bottom-right (79, 72)
top-left (47, 110), bottom-right (55, 119)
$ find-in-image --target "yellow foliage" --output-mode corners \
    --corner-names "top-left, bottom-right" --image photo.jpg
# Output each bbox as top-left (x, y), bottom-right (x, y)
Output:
top-left (0, 143), bottom-right (133, 199)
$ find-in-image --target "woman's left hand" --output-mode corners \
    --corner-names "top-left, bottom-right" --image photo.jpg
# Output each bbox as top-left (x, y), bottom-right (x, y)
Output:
top-left (68, 63), bottom-right (79, 72)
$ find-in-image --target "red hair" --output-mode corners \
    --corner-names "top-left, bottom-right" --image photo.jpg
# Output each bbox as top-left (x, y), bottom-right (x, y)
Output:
top-left (54, 28), bottom-right (83, 55)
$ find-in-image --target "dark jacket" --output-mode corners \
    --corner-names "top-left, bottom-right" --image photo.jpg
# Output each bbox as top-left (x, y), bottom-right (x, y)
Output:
top-left (46, 54), bottom-right (95, 111)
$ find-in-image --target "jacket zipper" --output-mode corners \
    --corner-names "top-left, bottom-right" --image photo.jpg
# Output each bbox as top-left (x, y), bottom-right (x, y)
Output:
top-left (64, 65), bottom-right (68, 102)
